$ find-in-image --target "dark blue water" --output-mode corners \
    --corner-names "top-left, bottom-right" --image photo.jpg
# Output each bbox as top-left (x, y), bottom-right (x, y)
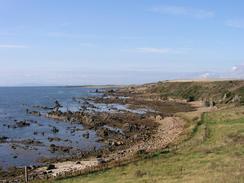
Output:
top-left (0, 87), bottom-right (102, 169)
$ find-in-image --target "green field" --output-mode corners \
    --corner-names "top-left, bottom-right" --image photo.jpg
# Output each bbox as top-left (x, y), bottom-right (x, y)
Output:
top-left (52, 106), bottom-right (244, 183)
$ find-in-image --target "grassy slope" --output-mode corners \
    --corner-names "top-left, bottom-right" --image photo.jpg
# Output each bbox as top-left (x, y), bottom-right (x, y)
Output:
top-left (54, 106), bottom-right (244, 183)
top-left (151, 80), bottom-right (244, 102)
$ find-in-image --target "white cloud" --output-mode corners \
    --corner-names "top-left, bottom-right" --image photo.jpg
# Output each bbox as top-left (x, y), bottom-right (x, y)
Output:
top-left (231, 65), bottom-right (244, 72)
top-left (136, 47), bottom-right (171, 54)
top-left (150, 5), bottom-right (214, 19)
top-left (226, 19), bottom-right (244, 29)
top-left (0, 44), bottom-right (29, 48)
top-left (125, 47), bottom-right (191, 54)
top-left (232, 66), bottom-right (238, 71)
top-left (199, 72), bottom-right (210, 79)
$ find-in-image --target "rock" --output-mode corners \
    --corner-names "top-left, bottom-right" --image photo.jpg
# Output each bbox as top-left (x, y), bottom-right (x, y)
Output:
top-left (96, 154), bottom-right (102, 158)
top-left (122, 123), bottom-right (130, 130)
top-left (96, 138), bottom-right (104, 142)
top-left (203, 100), bottom-right (211, 107)
top-left (48, 137), bottom-right (61, 142)
top-left (133, 134), bottom-right (138, 140)
top-left (97, 158), bottom-right (106, 164)
top-left (33, 105), bottom-right (53, 110)
top-left (28, 111), bottom-right (41, 116)
top-left (107, 89), bottom-right (115, 93)
top-left (232, 95), bottom-right (241, 103)
top-left (114, 141), bottom-right (124, 146)
top-left (22, 139), bottom-right (43, 146)
top-left (49, 144), bottom-right (72, 153)
top-left (0, 136), bottom-right (8, 143)
top-left (97, 128), bottom-right (109, 137)
top-left (53, 100), bottom-right (62, 112)
top-left (211, 101), bottom-right (215, 107)
top-left (155, 115), bottom-right (162, 121)
top-left (207, 100), bottom-right (216, 107)
top-left (16, 120), bottom-right (30, 128)
top-left (122, 123), bottom-right (138, 132)
top-left (47, 164), bottom-right (56, 170)
top-left (82, 115), bottom-right (94, 125)
top-left (136, 149), bottom-right (146, 155)
top-left (51, 127), bottom-right (59, 133)
top-left (7, 120), bottom-right (32, 129)
top-left (82, 131), bottom-right (90, 139)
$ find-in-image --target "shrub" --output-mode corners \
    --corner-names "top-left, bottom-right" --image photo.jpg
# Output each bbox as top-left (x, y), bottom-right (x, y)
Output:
top-left (187, 95), bottom-right (195, 102)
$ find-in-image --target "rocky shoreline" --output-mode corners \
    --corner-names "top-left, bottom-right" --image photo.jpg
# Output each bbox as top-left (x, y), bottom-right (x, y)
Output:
top-left (0, 86), bottom-right (196, 182)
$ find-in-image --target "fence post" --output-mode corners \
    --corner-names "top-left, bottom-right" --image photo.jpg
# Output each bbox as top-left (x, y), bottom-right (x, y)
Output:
top-left (24, 166), bottom-right (28, 182)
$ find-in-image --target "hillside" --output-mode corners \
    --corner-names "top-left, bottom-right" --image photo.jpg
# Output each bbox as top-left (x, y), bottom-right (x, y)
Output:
top-left (131, 80), bottom-right (244, 105)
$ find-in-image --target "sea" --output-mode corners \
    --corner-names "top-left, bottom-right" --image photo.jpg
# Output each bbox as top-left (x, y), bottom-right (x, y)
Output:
top-left (0, 86), bottom-right (103, 169)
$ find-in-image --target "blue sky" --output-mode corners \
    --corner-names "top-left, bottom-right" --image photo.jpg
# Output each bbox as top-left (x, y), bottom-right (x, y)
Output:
top-left (0, 0), bottom-right (244, 86)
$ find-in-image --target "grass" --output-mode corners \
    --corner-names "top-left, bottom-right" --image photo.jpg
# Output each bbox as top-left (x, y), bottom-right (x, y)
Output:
top-left (153, 80), bottom-right (244, 103)
top-left (50, 106), bottom-right (244, 183)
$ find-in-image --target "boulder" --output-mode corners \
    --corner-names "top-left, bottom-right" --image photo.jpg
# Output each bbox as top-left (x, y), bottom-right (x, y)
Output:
top-left (82, 131), bottom-right (90, 139)
top-left (47, 164), bottom-right (56, 170)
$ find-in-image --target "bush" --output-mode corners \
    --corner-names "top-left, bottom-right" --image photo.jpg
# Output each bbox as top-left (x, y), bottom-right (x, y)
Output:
top-left (187, 95), bottom-right (195, 102)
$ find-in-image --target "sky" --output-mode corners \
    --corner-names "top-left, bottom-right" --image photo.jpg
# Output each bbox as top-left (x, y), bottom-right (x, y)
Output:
top-left (0, 0), bottom-right (244, 86)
